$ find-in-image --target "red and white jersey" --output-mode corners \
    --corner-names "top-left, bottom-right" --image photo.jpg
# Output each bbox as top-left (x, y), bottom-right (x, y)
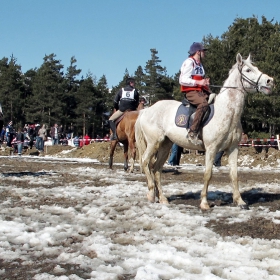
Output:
top-left (179, 57), bottom-right (205, 86)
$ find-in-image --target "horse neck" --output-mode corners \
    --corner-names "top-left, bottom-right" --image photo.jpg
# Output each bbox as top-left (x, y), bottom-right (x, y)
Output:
top-left (216, 68), bottom-right (246, 114)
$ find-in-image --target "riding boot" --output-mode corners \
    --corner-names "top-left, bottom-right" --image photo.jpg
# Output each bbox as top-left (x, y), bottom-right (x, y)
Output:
top-left (109, 120), bottom-right (117, 140)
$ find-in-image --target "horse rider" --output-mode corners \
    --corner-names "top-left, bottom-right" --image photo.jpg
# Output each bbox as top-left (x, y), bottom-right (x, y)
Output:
top-left (109, 77), bottom-right (139, 140)
top-left (179, 42), bottom-right (211, 145)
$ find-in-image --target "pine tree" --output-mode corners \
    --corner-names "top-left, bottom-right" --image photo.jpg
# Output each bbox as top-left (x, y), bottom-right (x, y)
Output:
top-left (75, 73), bottom-right (96, 136)
top-left (144, 48), bottom-right (171, 105)
top-left (63, 56), bottom-right (82, 127)
top-left (134, 66), bottom-right (146, 97)
top-left (95, 75), bottom-right (110, 137)
top-left (0, 56), bottom-right (25, 126)
top-left (31, 53), bottom-right (64, 126)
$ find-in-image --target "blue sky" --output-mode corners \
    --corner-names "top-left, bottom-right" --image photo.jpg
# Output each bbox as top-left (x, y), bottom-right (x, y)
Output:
top-left (1, 0), bottom-right (279, 88)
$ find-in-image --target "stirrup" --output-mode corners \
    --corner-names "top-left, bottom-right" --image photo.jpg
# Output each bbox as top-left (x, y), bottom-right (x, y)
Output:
top-left (187, 130), bottom-right (202, 145)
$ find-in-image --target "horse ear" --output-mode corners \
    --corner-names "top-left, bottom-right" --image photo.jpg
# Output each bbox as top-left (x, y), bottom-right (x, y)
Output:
top-left (247, 53), bottom-right (252, 62)
top-left (236, 53), bottom-right (242, 65)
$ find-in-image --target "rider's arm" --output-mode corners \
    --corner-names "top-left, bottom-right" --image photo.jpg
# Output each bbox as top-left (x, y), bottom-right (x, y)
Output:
top-left (179, 59), bottom-right (196, 86)
top-left (179, 58), bottom-right (209, 87)
top-left (113, 90), bottom-right (121, 110)
top-left (135, 90), bottom-right (140, 105)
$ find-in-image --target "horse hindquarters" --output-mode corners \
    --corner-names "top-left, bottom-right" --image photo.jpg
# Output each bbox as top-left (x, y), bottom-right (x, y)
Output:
top-left (135, 112), bottom-right (170, 203)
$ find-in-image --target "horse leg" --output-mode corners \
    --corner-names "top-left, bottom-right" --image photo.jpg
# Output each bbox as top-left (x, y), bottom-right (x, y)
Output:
top-left (200, 149), bottom-right (215, 210)
top-left (123, 142), bottom-right (129, 171)
top-left (109, 140), bottom-right (118, 169)
top-left (141, 143), bottom-right (160, 203)
top-left (227, 147), bottom-right (248, 209)
top-left (153, 139), bottom-right (173, 204)
top-left (128, 139), bottom-right (136, 173)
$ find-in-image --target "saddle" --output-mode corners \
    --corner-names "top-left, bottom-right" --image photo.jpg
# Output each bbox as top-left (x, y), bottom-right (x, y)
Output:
top-left (174, 100), bottom-right (214, 130)
top-left (115, 109), bottom-right (132, 126)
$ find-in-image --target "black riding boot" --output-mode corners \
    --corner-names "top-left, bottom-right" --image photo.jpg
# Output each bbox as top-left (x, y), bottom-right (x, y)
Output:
top-left (109, 120), bottom-right (117, 140)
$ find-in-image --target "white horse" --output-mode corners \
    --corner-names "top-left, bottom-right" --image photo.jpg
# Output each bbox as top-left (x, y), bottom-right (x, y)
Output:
top-left (135, 54), bottom-right (274, 210)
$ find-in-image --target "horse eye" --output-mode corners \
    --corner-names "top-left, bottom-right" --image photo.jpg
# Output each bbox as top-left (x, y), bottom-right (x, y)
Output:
top-left (246, 68), bottom-right (251, 72)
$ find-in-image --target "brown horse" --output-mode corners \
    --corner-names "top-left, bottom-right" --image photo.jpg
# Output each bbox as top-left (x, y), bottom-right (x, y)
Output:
top-left (109, 110), bottom-right (140, 172)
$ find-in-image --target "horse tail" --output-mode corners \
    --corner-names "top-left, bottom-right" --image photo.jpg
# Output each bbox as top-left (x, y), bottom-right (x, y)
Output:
top-left (135, 112), bottom-right (146, 171)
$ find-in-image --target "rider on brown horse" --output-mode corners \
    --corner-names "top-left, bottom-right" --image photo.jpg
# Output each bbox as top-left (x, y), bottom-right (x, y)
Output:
top-left (109, 77), bottom-right (140, 140)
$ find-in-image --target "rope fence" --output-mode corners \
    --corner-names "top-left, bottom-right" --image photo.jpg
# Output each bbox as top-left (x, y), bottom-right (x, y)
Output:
top-left (238, 135), bottom-right (280, 149)
top-left (7, 135), bottom-right (280, 150)
top-left (66, 136), bottom-right (280, 150)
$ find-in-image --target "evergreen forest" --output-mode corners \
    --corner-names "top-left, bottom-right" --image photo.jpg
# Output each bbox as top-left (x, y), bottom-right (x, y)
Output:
top-left (1, 16), bottom-right (280, 138)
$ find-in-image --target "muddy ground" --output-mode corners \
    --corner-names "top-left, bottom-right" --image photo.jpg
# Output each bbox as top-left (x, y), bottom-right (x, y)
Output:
top-left (1, 142), bottom-right (280, 241)
top-left (0, 143), bottom-right (280, 279)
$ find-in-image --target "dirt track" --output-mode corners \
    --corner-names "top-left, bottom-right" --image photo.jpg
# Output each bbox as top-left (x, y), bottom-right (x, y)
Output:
top-left (1, 142), bottom-right (280, 241)
top-left (0, 143), bottom-right (280, 279)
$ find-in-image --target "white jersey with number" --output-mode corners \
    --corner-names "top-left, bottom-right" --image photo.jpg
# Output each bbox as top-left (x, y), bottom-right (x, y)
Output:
top-left (179, 57), bottom-right (205, 86)
top-left (121, 88), bottom-right (136, 100)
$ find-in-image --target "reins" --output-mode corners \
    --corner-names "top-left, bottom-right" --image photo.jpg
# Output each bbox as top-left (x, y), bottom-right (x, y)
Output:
top-left (209, 61), bottom-right (263, 93)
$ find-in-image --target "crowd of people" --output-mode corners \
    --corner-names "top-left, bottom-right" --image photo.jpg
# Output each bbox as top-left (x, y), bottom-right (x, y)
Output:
top-left (0, 121), bottom-right (111, 156)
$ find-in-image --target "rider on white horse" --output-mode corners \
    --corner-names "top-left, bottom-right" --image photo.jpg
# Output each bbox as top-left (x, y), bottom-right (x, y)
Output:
top-left (179, 42), bottom-right (211, 145)
top-left (109, 77), bottom-right (139, 140)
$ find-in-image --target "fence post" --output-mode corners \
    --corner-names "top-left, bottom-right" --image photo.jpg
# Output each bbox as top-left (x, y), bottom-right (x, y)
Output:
top-left (277, 135), bottom-right (280, 150)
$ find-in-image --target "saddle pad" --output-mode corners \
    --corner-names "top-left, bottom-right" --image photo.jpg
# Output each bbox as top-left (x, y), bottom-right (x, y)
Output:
top-left (175, 104), bottom-right (214, 128)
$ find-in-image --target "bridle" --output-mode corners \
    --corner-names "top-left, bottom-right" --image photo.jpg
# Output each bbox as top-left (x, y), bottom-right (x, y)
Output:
top-left (210, 61), bottom-right (263, 93)
top-left (238, 62), bottom-right (263, 93)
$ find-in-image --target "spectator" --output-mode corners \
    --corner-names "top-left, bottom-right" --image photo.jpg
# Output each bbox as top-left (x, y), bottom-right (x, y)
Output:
top-left (37, 124), bottom-right (47, 153)
top-left (58, 125), bottom-right (64, 140)
top-left (73, 136), bottom-right (80, 147)
top-left (50, 123), bottom-right (59, 145)
top-left (59, 134), bottom-right (68, 145)
top-left (11, 135), bottom-right (17, 153)
top-left (168, 143), bottom-right (183, 166)
top-left (240, 132), bottom-right (248, 146)
top-left (35, 124), bottom-right (41, 150)
top-left (16, 127), bottom-right (25, 156)
top-left (66, 125), bottom-right (73, 139)
top-left (268, 135), bottom-right (278, 149)
top-left (79, 136), bottom-right (84, 147)
top-left (27, 123), bottom-right (36, 149)
top-left (0, 125), bottom-right (5, 144)
top-left (5, 121), bottom-right (14, 147)
top-left (84, 134), bottom-right (90, 145)
top-left (214, 151), bottom-right (224, 167)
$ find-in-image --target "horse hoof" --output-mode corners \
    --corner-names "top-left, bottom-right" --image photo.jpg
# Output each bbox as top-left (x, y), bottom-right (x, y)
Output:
top-left (200, 203), bottom-right (210, 211)
top-left (159, 198), bottom-right (169, 204)
top-left (239, 204), bottom-right (249, 210)
top-left (147, 193), bottom-right (155, 203)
